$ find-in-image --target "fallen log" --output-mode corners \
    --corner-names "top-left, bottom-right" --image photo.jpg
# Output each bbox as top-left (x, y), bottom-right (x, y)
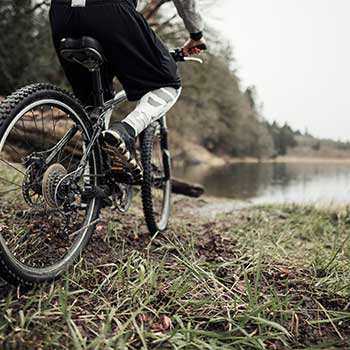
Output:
top-left (171, 178), bottom-right (204, 198)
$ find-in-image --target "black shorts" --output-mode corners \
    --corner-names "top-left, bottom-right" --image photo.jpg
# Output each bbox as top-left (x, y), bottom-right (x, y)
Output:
top-left (49, 0), bottom-right (181, 105)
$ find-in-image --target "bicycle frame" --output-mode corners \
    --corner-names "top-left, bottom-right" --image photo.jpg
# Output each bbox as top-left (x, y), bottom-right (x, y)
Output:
top-left (102, 90), bottom-right (127, 130)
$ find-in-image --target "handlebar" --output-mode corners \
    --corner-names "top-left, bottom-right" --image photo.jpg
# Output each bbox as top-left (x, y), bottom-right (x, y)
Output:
top-left (170, 43), bottom-right (207, 63)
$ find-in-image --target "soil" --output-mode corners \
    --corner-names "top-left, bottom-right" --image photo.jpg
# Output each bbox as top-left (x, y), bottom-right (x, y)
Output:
top-left (1, 196), bottom-right (350, 349)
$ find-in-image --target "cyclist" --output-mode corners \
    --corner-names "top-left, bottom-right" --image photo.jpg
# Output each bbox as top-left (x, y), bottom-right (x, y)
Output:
top-left (49, 0), bottom-right (206, 181)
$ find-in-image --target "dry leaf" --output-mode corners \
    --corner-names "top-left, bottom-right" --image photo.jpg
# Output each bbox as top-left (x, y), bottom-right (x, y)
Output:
top-left (151, 322), bottom-right (163, 331)
top-left (96, 225), bottom-right (104, 233)
top-left (139, 313), bottom-right (151, 323)
top-left (236, 281), bottom-right (246, 293)
top-left (161, 316), bottom-right (172, 330)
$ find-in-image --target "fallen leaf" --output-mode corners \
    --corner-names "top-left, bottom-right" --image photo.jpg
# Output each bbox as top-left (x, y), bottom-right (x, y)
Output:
top-left (161, 316), bottom-right (172, 330)
top-left (139, 313), bottom-right (151, 323)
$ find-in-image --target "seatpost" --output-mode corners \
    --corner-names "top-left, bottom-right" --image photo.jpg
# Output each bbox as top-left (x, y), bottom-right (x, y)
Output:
top-left (91, 67), bottom-right (105, 107)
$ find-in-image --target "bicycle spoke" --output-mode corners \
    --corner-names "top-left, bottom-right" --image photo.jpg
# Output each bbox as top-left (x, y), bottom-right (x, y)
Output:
top-left (21, 117), bottom-right (28, 146)
top-left (5, 142), bottom-right (24, 159)
top-left (41, 106), bottom-right (46, 149)
top-left (64, 115), bottom-right (69, 133)
top-left (0, 176), bottom-right (21, 188)
top-left (51, 106), bottom-right (57, 139)
top-left (69, 218), bottom-right (100, 239)
top-left (0, 188), bottom-right (21, 196)
top-left (0, 158), bottom-right (25, 175)
top-left (32, 110), bottom-right (39, 132)
top-left (56, 116), bottom-right (72, 164)
top-left (67, 135), bottom-right (80, 171)
top-left (8, 125), bottom-right (32, 150)
top-left (57, 146), bottom-right (65, 163)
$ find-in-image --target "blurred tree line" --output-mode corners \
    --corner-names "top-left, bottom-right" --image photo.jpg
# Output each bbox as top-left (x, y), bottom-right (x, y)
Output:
top-left (1, 0), bottom-right (344, 160)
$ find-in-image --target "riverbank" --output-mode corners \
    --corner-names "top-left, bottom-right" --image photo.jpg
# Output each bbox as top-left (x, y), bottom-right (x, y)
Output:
top-left (1, 195), bottom-right (350, 349)
top-left (171, 135), bottom-right (350, 168)
top-left (228, 156), bottom-right (350, 164)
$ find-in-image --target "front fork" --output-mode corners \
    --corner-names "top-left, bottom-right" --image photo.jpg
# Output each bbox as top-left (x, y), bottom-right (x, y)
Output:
top-left (159, 116), bottom-right (171, 181)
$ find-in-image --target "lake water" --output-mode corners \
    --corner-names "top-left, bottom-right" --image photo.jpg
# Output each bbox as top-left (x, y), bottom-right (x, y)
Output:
top-left (174, 162), bottom-right (350, 205)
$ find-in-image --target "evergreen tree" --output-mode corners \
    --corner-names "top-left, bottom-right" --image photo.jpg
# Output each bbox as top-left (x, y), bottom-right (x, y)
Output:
top-left (0, 0), bottom-right (58, 95)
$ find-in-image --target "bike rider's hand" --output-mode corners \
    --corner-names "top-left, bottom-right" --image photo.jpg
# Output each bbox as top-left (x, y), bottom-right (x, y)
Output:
top-left (183, 37), bottom-right (207, 56)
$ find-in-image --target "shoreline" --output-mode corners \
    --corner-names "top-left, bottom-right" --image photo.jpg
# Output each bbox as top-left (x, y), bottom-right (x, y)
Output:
top-left (172, 138), bottom-right (350, 167)
top-left (226, 155), bottom-right (350, 164)
top-left (174, 152), bottom-right (350, 169)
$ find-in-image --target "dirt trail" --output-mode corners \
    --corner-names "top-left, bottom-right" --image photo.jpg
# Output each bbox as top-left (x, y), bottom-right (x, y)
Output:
top-left (175, 196), bottom-right (253, 220)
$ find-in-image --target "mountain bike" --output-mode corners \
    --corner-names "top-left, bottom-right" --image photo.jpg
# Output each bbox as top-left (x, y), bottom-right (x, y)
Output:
top-left (0, 36), bottom-right (205, 287)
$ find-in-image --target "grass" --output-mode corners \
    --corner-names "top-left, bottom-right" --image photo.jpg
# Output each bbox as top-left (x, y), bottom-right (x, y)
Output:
top-left (1, 191), bottom-right (350, 349)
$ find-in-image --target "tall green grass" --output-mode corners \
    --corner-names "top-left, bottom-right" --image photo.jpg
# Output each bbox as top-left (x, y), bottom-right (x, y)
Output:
top-left (0, 195), bottom-right (350, 349)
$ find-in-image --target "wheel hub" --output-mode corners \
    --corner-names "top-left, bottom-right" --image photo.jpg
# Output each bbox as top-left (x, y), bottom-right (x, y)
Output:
top-left (42, 164), bottom-right (67, 208)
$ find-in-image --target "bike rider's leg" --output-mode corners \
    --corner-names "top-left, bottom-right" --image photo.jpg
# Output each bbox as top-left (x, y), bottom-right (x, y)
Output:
top-left (123, 87), bottom-right (182, 136)
top-left (102, 87), bottom-right (181, 183)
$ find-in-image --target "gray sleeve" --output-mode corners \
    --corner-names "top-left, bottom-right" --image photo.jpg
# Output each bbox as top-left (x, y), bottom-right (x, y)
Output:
top-left (172, 0), bottom-right (204, 34)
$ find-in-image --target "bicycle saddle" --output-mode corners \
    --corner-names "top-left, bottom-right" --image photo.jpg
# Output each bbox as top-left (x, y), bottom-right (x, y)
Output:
top-left (60, 36), bottom-right (105, 70)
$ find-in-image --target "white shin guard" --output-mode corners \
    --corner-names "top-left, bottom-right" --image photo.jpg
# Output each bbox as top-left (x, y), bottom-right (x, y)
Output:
top-left (122, 87), bottom-right (182, 136)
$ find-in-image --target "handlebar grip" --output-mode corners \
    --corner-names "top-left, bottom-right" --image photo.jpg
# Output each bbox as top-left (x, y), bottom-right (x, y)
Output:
top-left (170, 44), bottom-right (207, 62)
top-left (192, 43), bottom-right (207, 51)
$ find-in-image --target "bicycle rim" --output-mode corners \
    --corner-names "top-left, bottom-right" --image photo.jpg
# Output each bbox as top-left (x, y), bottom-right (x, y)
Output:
top-left (0, 93), bottom-right (100, 280)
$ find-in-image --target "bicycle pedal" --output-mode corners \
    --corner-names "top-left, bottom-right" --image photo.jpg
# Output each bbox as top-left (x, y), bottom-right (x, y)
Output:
top-left (111, 169), bottom-right (134, 185)
top-left (81, 186), bottom-right (113, 208)
top-left (112, 165), bottom-right (124, 171)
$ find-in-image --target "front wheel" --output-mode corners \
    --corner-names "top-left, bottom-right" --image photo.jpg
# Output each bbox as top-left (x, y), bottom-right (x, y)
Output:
top-left (0, 84), bottom-right (102, 287)
top-left (141, 120), bottom-right (172, 234)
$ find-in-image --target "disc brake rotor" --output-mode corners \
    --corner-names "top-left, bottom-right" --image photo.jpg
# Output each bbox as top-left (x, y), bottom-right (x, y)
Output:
top-left (22, 161), bottom-right (46, 208)
top-left (42, 164), bottom-right (67, 208)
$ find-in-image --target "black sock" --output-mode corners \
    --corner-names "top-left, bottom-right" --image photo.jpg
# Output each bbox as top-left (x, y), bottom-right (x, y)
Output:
top-left (122, 122), bottom-right (136, 138)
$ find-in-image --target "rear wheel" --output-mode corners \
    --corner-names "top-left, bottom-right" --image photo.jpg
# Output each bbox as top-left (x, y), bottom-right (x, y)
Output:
top-left (0, 84), bottom-right (102, 287)
top-left (141, 121), bottom-right (172, 234)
